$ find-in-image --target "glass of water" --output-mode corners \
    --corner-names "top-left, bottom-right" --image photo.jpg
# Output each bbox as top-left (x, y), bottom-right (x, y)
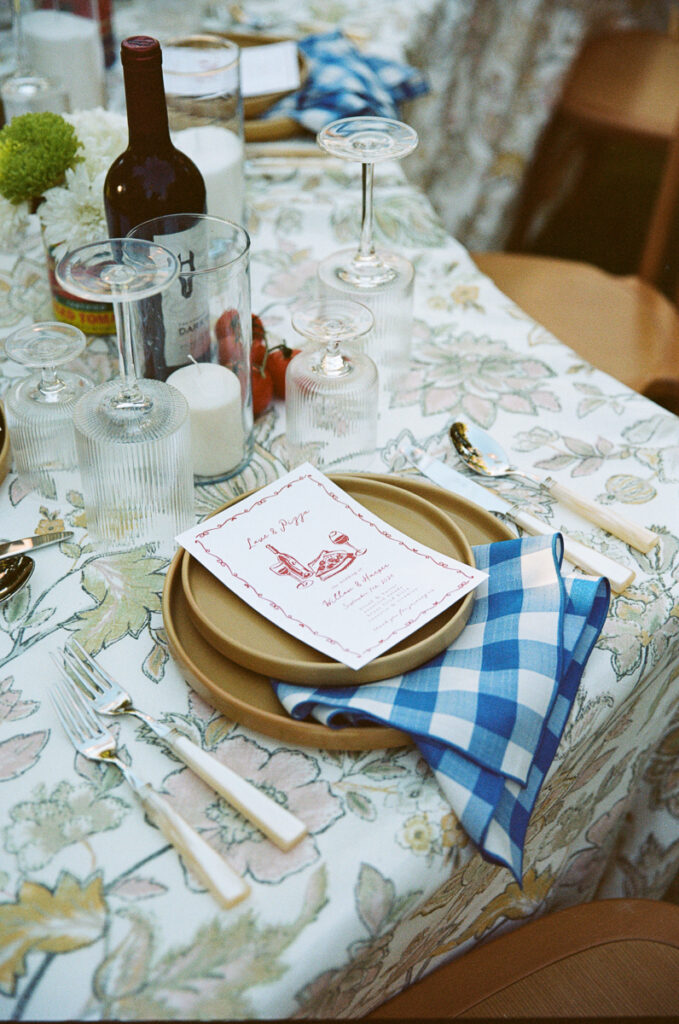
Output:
top-left (285, 298), bottom-right (378, 472)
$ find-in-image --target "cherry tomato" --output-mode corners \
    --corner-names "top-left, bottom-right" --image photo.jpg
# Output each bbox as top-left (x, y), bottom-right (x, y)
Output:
top-left (250, 314), bottom-right (268, 366)
top-left (252, 313), bottom-right (266, 345)
top-left (251, 364), bottom-right (274, 417)
top-left (215, 308), bottom-right (243, 367)
top-left (268, 344), bottom-right (301, 399)
top-left (251, 335), bottom-right (267, 366)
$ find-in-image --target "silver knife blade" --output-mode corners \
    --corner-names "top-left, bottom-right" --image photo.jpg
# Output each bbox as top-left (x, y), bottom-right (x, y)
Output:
top-left (397, 439), bottom-right (635, 593)
top-left (399, 439), bottom-right (512, 514)
top-left (0, 532), bottom-right (73, 558)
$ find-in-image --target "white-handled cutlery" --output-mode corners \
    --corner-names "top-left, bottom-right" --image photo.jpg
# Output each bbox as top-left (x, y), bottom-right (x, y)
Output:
top-left (399, 439), bottom-right (636, 593)
top-left (450, 421), bottom-right (659, 554)
top-left (53, 640), bottom-right (308, 852)
top-left (51, 675), bottom-right (250, 908)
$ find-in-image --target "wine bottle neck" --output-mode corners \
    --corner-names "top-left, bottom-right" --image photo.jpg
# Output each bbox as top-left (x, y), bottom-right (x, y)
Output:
top-left (122, 45), bottom-right (173, 150)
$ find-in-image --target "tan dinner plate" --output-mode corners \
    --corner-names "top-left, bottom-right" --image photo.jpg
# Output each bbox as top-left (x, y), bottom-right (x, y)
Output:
top-left (180, 475), bottom-right (476, 686)
top-left (162, 473), bottom-right (514, 751)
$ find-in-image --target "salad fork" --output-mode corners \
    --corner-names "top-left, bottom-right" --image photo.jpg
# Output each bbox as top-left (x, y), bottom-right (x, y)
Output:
top-left (51, 673), bottom-right (249, 908)
top-left (55, 640), bottom-right (307, 851)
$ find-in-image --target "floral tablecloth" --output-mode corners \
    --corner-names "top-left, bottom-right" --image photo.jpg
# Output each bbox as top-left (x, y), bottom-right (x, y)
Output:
top-left (127, 0), bottom-right (669, 248)
top-left (1, 152), bottom-right (679, 1021)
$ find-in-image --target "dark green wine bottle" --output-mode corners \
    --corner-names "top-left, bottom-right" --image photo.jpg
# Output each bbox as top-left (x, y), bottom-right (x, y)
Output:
top-left (104, 36), bottom-right (207, 380)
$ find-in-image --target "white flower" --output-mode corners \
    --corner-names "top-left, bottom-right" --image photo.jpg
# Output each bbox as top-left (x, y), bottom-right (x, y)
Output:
top-left (40, 164), bottom-right (110, 258)
top-left (38, 109), bottom-right (128, 257)
top-left (0, 195), bottom-right (30, 247)
top-left (65, 108), bottom-right (127, 176)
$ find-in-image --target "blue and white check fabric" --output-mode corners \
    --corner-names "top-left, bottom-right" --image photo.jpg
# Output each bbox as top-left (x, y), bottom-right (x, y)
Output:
top-left (267, 30), bottom-right (429, 133)
top-left (273, 534), bottom-right (610, 880)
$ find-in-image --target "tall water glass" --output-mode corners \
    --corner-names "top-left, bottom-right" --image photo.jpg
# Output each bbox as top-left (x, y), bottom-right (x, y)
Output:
top-left (127, 214), bottom-right (254, 484)
top-left (0, 0), bottom-right (70, 119)
top-left (162, 34), bottom-right (244, 226)
top-left (21, 0), bottom-right (106, 111)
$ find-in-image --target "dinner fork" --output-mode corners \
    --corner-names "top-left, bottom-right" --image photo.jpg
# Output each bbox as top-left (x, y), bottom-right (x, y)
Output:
top-left (51, 674), bottom-right (250, 909)
top-left (55, 640), bottom-right (307, 851)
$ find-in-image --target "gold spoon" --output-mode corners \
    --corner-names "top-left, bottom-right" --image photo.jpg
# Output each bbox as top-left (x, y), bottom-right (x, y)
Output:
top-left (0, 554), bottom-right (34, 603)
top-left (449, 420), bottom-right (658, 554)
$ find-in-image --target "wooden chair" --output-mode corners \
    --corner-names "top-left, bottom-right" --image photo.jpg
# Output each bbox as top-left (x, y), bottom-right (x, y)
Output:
top-left (474, 26), bottom-right (679, 406)
top-left (471, 251), bottom-right (679, 396)
top-left (364, 898), bottom-right (679, 1019)
top-left (508, 26), bottom-right (679, 289)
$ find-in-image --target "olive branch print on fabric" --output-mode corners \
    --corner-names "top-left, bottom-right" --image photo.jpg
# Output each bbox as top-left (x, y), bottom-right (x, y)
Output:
top-left (0, 866), bottom-right (328, 1020)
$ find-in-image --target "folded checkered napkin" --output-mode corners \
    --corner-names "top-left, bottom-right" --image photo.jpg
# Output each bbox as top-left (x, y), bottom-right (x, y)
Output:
top-left (273, 534), bottom-right (610, 880)
top-left (266, 30), bottom-right (429, 133)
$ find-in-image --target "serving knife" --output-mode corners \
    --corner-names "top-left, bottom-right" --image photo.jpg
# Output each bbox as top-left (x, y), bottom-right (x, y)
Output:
top-left (0, 531), bottom-right (73, 558)
top-left (398, 440), bottom-right (635, 593)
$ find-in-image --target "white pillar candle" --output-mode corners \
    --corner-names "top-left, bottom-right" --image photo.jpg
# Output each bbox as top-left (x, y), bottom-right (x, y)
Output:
top-left (173, 125), bottom-right (245, 226)
top-left (167, 362), bottom-right (245, 478)
top-left (23, 10), bottom-right (105, 111)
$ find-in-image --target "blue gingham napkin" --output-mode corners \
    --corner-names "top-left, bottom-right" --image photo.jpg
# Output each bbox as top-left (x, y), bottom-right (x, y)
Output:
top-left (273, 534), bottom-right (610, 880)
top-left (266, 30), bottom-right (429, 132)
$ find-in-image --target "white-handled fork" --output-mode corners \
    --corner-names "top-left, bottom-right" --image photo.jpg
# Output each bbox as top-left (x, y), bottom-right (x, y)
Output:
top-left (51, 673), bottom-right (249, 908)
top-left (53, 640), bottom-right (307, 852)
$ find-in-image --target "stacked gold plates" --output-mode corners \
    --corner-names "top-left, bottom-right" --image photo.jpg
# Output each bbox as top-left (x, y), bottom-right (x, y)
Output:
top-left (162, 473), bottom-right (513, 749)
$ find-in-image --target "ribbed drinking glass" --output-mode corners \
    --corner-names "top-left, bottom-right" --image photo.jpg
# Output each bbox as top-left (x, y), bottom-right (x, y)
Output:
top-left (4, 321), bottom-right (92, 496)
top-left (285, 298), bottom-right (378, 472)
top-left (55, 238), bottom-right (194, 555)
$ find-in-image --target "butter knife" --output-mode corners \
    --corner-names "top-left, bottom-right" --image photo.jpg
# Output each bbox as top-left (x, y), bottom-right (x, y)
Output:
top-left (398, 441), bottom-right (634, 593)
top-left (0, 532), bottom-right (73, 558)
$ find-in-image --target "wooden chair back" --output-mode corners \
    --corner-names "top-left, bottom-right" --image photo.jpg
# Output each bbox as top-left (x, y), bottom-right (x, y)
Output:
top-left (509, 27), bottom-right (679, 302)
top-left (364, 898), bottom-right (679, 1019)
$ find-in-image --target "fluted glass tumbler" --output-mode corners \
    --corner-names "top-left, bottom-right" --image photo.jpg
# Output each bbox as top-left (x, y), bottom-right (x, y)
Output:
top-left (285, 299), bottom-right (378, 471)
top-left (55, 239), bottom-right (195, 555)
top-left (4, 321), bottom-right (92, 497)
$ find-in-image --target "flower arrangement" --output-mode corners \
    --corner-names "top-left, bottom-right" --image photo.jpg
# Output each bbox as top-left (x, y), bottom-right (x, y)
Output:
top-left (0, 107), bottom-right (127, 258)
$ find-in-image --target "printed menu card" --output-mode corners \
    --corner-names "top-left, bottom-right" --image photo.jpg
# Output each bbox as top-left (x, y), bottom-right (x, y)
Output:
top-left (176, 464), bottom-right (486, 670)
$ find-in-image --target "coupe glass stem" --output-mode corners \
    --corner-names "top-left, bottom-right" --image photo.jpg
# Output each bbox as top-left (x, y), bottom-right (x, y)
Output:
top-left (347, 160), bottom-right (395, 284)
top-left (319, 339), bottom-right (349, 377)
top-left (357, 163), bottom-right (376, 262)
top-left (38, 365), bottom-right (64, 400)
top-left (13, 0), bottom-right (27, 73)
top-left (112, 296), bottom-right (151, 411)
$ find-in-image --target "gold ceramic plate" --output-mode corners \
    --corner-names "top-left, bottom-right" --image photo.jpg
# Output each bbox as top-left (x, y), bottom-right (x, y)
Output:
top-left (162, 474), bottom-right (513, 750)
top-left (0, 403), bottom-right (9, 486)
top-left (181, 475), bottom-right (475, 686)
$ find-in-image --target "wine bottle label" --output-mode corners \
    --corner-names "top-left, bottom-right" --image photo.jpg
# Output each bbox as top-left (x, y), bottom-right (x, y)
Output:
top-left (153, 221), bottom-right (211, 367)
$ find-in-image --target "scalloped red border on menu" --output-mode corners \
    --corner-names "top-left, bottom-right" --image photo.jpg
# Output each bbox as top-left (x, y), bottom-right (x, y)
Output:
top-left (176, 463), bottom-right (486, 670)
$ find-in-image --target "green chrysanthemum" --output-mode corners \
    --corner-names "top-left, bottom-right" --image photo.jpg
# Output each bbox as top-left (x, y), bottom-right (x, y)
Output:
top-left (0, 111), bottom-right (82, 204)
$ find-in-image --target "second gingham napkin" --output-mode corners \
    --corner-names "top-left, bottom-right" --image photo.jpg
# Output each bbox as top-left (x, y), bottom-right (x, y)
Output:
top-left (267, 30), bottom-right (429, 132)
top-left (273, 534), bottom-right (610, 879)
